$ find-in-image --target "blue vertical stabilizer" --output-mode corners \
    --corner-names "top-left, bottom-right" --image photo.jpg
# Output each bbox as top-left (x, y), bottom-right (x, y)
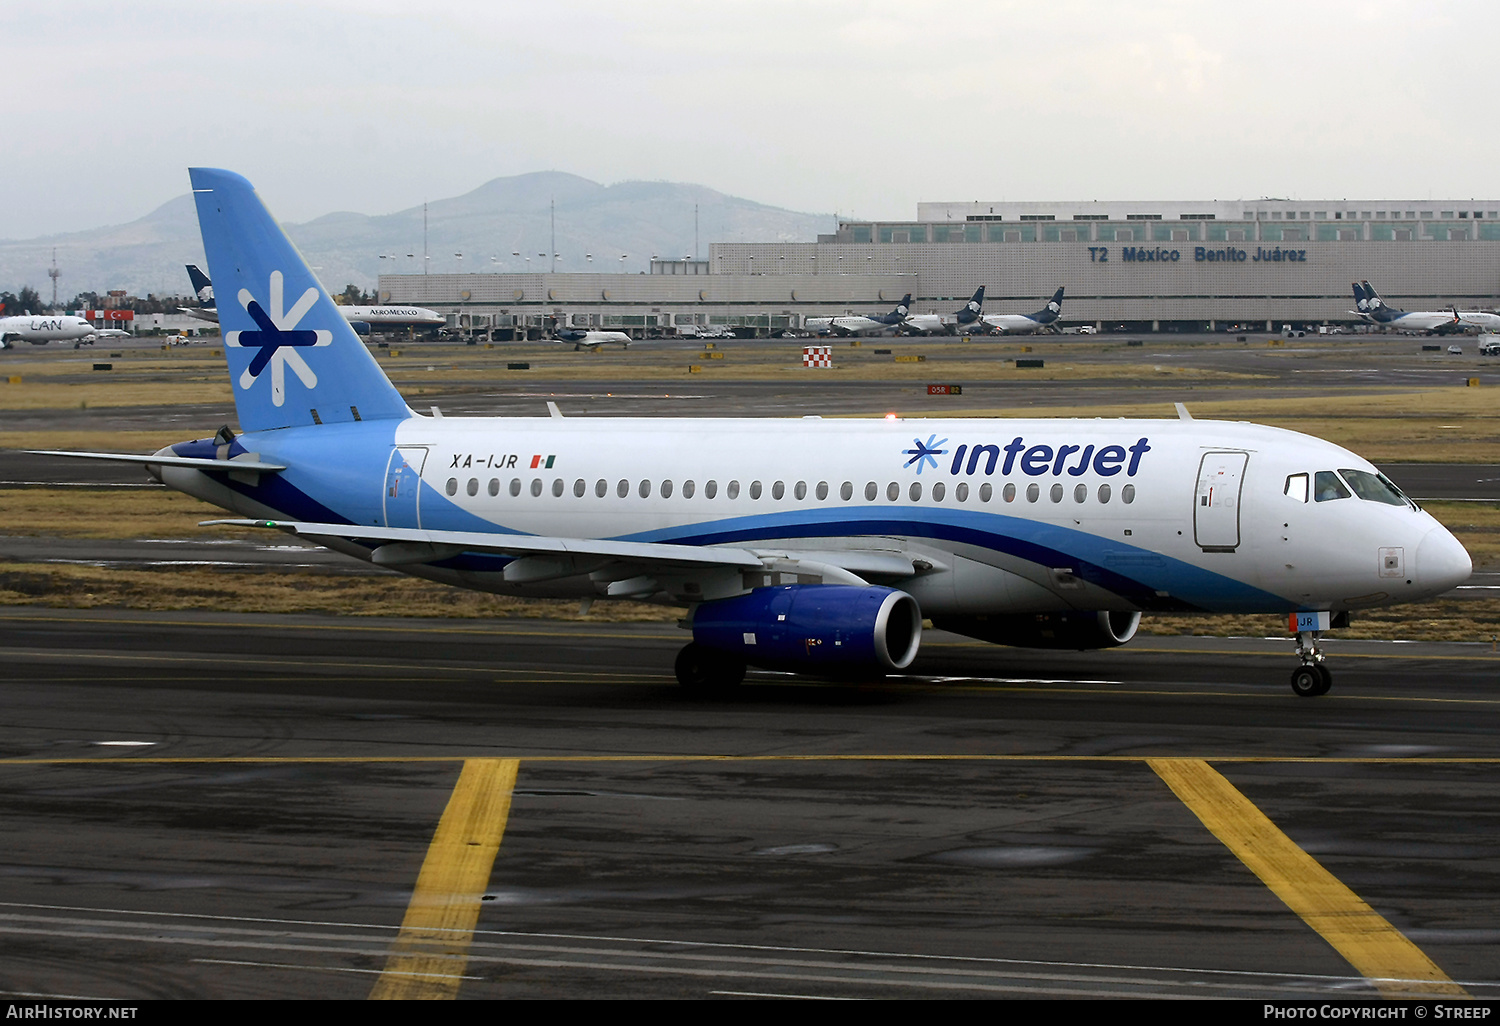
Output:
top-left (189, 168), bottom-right (411, 432)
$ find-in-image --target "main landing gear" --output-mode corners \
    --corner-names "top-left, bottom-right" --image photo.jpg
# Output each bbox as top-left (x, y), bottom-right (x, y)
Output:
top-left (674, 642), bottom-right (746, 695)
top-left (1289, 630), bottom-right (1332, 697)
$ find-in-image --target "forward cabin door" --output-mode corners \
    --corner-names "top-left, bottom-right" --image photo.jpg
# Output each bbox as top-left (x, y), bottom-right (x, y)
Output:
top-left (1194, 451), bottom-right (1248, 552)
top-left (383, 446), bottom-right (428, 529)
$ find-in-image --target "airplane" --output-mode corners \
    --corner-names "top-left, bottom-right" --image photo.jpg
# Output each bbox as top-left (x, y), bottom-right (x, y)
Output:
top-left (554, 327), bottom-right (635, 351)
top-left (30, 168), bottom-right (1473, 700)
top-left (979, 288), bottom-right (1066, 334)
top-left (805, 294), bottom-right (912, 337)
top-left (900, 287), bottom-right (987, 336)
top-left (180, 264), bottom-right (446, 334)
top-left (0, 313), bottom-right (98, 349)
top-left (1349, 281), bottom-right (1464, 334)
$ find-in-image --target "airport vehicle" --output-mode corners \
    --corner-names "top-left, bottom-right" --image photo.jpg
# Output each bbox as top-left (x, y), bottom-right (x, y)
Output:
top-left (1447, 345), bottom-right (1464, 355)
top-left (34, 169), bottom-right (1473, 699)
top-left (179, 264), bottom-right (445, 333)
top-left (901, 287), bottom-right (986, 336)
top-left (555, 327), bottom-right (635, 350)
top-left (1350, 281), bottom-right (1463, 334)
top-left (979, 288), bottom-right (1066, 334)
top-left (804, 294), bottom-right (912, 337)
top-left (0, 314), bottom-right (97, 349)
top-left (1480, 337), bottom-right (1500, 355)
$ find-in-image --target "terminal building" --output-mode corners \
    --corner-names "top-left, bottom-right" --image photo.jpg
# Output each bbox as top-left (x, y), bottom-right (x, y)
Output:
top-left (378, 198), bottom-right (1500, 337)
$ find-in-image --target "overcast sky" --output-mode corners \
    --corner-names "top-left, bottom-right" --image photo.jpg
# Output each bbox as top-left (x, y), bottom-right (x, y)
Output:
top-left (4, 0), bottom-right (1494, 238)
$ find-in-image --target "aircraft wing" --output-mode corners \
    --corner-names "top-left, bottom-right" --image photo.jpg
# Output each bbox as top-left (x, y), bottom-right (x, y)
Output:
top-left (204, 518), bottom-right (925, 586)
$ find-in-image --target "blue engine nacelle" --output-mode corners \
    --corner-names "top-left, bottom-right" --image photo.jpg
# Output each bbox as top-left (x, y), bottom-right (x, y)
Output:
top-left (690, 585), bottom-right (922, 673)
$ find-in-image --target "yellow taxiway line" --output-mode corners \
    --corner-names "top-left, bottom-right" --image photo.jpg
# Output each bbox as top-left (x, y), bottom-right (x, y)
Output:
top-left (1149, 757), bottom-right (1466, 998)
top-left (368, 758), bottom-right (519, 1000)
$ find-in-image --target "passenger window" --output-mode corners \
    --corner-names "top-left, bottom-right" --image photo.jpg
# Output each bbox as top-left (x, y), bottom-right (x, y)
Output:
top-left (1050, 483), bottom-right (1064, 503)
top-left (909, 482), bottom-right (922, 501)
top-left (932, 481), bottom-right (945, 501)
top-left (727, 480), bottom-right (740, 499)
top-left (956, 482), bottom-right (969, 502)
top-left (511, 478), bottom-right (522, 497)
top-left (886, 482), bottom-right (899, 501)
top-left (573, 479), bottom-right (586, 498)
top-left (1314, 470), bottom-right (1350, 502)
top-left (595, 479), bottom-right (607, 498)
top-left (683, 480), bottom-right (696, 498)
top-left (865, 482), bottom-right (878, 501)
top-left (467, 478), bottom-right (478, 496)
top-left (1284, 473), bottom-right (1309, 503)
top-left (1098, 483), bottom-right (1111, 503)
top-left (839, 481), bottom-right (851, 501)
top-left (530, 479), bottom-right (543, 497)
top-left (979, 482), bottom-right (992, 502)
top-left (1074, 483), bottom-right (1087, 503)
top-left (771, 481), bottom-right (784, 500)
top-left (446, 478), bottom-right (458, 496)
top-left (750, 480), bottom-right (762, 499)
top-left (617, 479), bottom-right (629, 498)
top-left (639, 479), bottom-right (652, 498)
top-left (795, 481), bottom-right (808, 500)
top-left (1122, 484), bottom-right (1135, 504)
top-left (1026, 483), bottom-right (1040, 502)
top-left (706, 480), bottom-right (718, 499)
top-left (661, 480), bottom-right (673, 498)
top-left (489, 479), bottom-right (500, 497)
top-left (1003, 482), bottom-right (1016, 502)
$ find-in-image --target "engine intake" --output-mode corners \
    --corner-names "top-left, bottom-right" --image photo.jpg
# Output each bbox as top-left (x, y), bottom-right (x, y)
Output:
top-left (933, 610), bottom-right (1141, 650)
top-left (691, 584), bottom-right (921, 672)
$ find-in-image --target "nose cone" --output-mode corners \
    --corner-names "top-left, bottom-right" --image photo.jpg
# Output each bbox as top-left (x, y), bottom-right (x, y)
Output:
top-left (1416, 526), bottom-right (1471, 596)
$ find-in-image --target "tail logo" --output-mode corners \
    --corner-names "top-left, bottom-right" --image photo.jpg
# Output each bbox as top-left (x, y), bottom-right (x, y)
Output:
top-left (224, 270), bottom-right (333, 407)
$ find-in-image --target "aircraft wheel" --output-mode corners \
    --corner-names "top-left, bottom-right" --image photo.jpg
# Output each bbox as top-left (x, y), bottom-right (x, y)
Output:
top-left (675, 643), bottom-right (745, 694)
top-left (1290, 664), bottom-right (1331, 698)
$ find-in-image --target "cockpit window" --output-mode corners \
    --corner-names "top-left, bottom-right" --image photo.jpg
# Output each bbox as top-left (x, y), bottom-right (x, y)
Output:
top-left (1314, 470), bottom-right (1350, 502)
top-left (1284, 473), bottom-right (1309, 502)
top-left (1339, 468), bottom-right (1412, 507)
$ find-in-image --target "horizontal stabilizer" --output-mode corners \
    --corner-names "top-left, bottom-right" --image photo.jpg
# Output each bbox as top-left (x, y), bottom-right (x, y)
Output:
top-left (26, 450), bottom-right (286, 472)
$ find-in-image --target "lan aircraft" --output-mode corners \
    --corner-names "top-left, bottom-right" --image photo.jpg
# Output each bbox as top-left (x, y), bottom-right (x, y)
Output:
top-left (979, 288), bottom-right (1066, 334)
top-left (900, 287), bottom-right (987, 336)
top-left (805, 294), bottom-right (912, 337)
top-left (181, 264), bottom-right (445, 334)
top-left (0, 314), bottom-right (97, 349)
top-left (31, 169), bottom-right (1473, 698)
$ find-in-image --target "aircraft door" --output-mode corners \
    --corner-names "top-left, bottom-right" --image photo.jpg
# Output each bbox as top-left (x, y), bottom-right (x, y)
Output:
top-left (383, 446), bottom-right (428, 529)
top-left (1194, 451), bottom-right (1248, 552)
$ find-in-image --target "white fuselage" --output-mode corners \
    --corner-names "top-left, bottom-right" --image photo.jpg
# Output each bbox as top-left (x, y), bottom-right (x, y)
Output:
top-left (981, 313), bottom-right (1047, 334)
top-left (161, 415), bottom-right (1470, 617)
top-left (340, 305), bottom-right (445, 327)
top-left (1457, 311), bottom-right (1500, 332)
top-left (0, 315), bottom-right (96, 347)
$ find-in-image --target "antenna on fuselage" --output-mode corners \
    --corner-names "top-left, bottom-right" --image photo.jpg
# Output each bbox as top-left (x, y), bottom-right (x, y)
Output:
top-left (1175, 403), bottom-right (1193, 420)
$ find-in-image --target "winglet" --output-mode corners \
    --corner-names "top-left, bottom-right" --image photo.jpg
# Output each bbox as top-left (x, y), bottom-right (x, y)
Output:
top-left (1175, 403), bottom-right (1193, 421)
top-left (548, 401), bottom-right (564, 418)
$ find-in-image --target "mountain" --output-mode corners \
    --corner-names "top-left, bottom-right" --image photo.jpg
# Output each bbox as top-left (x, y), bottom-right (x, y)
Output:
top-left (0, 172), bottom-right (834, 300)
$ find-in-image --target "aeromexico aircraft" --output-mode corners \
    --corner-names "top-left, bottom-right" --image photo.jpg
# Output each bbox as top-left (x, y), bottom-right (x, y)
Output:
top-left (32, 169), bottom-right (1473, 698)
top-left (979, 287), bottom-right (1066, 334)
top-left (0, 313), bottom-right (97, 349)
top-left (805, 294), bottom-right (912, 337)
top-left (179, 264), bottom-right (445, 335)
top-left (1350, 281), bottom-right (1462, 334)
top-left (901, 287), bottom-right (986, 336)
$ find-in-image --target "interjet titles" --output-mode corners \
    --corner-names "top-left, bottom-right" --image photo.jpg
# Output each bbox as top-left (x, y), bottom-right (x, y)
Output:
top-left (948, 437), bottom-right (1151, 477)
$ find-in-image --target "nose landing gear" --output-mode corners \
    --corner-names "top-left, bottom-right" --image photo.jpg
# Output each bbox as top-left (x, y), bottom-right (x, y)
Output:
top-left (1290, 629), bottom-right (1332, 697)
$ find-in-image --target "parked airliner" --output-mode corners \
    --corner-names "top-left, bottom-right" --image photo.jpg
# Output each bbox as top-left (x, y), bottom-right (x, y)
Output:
top-left (555, 327), bottom-right (635, 350)
top-left (180, 264), bottom-right (445, 334)
top-left (0, 314), bottom-right (97, 349)
top-left (980, 288), bottom-right (1066, 334)
top-left (805, 294), bottom-right (912, 337)
top-left (901, 287), bottom-right (986, 336)
top-left (1350, 281), bottom-right (1462, 334)
top-left (31, 169), bottom-right (1472, 698)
